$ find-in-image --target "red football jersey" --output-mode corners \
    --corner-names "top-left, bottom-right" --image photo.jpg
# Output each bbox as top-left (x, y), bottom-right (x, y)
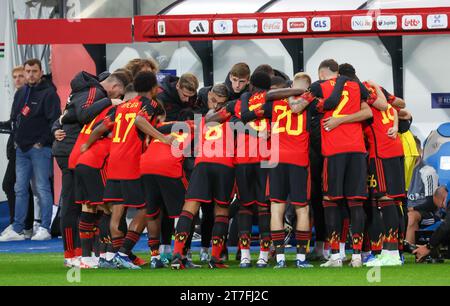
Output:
top-left (69, 106), bottom-right (112, 169)
top-left (194, 117), bottom-right (234, 168)
top-left (76, 137), bottom-right (111, 169)
top-left (312, 79), bottom-right (367, 156)
top-left (140, 121), bottom-right (194, 178)
top-left (234, 92), bottom-right (271, 164)
top-left (362, 83), bottom-right (403, 159)
top-left (268, 99), bottom-right (309, 167)
top-left (106, 96), bottom-right (158, 180)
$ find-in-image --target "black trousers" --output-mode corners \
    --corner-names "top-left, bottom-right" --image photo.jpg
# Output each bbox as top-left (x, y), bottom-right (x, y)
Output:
top-left (200, 203), bottom-right (214, 248)
top-left (309, 123), bottom-right (327, 242)
top-left (56, 156), bottom-right (81, 255)
top-left (2, 157), bottom-right (34, 229)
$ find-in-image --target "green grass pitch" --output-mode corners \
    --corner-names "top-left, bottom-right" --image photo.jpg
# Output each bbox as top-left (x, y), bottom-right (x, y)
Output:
top-left (0, 253), bottom-right (449, 286)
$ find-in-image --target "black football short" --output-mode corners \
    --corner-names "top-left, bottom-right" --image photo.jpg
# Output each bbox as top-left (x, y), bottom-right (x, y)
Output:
top-left (323, 153), bottom-right (368, 200)
top-left (74, 164), bottom-right (107, 205)
top-left (103, 178), bottom-right (145, 208)
top-left (142, 174), bottom-right (187, 218)
top-left (269, 163), bottom-right (309, 206)
top-left (368, 157), bottom-right (406, 199)
top-left (185, 162), bottom-right (235, 205)
top-left (235, 163), bottom-right (269, 207)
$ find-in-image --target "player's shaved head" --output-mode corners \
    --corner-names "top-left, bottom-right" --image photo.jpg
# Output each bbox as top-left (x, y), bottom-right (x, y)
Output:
top-left (433, 186), bottom-right (448, 209)
top-left (318, 59), bottom-right (339, 80)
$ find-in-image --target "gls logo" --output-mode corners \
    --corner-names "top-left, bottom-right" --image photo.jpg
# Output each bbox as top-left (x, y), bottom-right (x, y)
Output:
top-left (189, 20), bottom-right (209, 35)
top-left (311, 17), bottom-right (331, 32)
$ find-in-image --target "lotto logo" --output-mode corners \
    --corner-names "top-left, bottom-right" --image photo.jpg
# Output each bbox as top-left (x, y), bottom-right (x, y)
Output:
top-left (402, 15), bottom-right (422, 30)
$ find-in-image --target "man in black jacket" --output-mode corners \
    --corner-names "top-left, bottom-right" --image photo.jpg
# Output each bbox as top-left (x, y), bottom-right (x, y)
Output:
top-left (197, 63), bottom-right (251, 117)
top-left (0, 66), bottom-right (36, 238)
top-left (157, 73), bottom-right (199, 121)
top-left (413, 186), bottom-right (450, 262)
top-left (51, 70), bottom-right (130, 266)
top-left (0, 59), bottom-right (61, 242)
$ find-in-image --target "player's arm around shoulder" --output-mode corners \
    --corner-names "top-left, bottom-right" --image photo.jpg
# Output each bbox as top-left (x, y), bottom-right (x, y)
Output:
top-left (323, 102), bottom-right (372, 132)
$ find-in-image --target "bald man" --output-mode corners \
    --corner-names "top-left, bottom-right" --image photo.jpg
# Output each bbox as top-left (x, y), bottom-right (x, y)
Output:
top-left (413, 186), bottom-right (449, 262)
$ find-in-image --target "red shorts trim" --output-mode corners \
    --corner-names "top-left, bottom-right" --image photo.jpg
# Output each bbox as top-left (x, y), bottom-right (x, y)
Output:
top-left (386, 193), bottom-right (406, 199)
top-left (270, 198), bottom-right (287, 204)
top-left (103, 198), bottom-right (124, 202)
top-left (290, 201), bottom-right (308, 207)
top-left (88, 201), bottom-right (104, 205)
top-left (145, 208), bottom-right (161, 219)
top-left (255, 201), bottom-right (269, 207)
top-left (123, 203), bottom-right (146, 208)
top-left (241, 200), bottom-right (257, 206)
top-left (185, 198), bottom-right (211, 204)
top-left (346, 196), bottom-right (368, 200)
top-left (214, 198), bottom-right (231, 206)
top-left (326, 196), bottom-right (344, 200)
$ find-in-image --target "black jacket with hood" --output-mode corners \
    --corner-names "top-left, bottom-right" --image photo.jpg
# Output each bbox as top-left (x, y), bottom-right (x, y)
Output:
top-left (11, 79), bottom-right (61, 152)
top-left (157, 75), bottom-right (200, 121)
top-left (52, 71), bottom-right (112, 157)
top-left (223, 72), bottom-right (249, 101)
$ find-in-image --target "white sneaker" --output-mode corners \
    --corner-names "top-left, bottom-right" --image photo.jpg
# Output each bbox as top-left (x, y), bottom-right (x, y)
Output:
top-left (349, 257), bottom-right (363, 268)
top-left (72, 257), bottom-right (81, 268)
top-left (64, 257), bottom-right (81, 268)
top-left (64, 258), bottom-right (74, 268)
top-left (24, 229), bottom-right (33, 239)
top-left (33, 222), bottom-right (41, 234)
top-left (31, 227), bottom-right (51, 241)
top-left (366, 253), bottom-right (402, 267)
top-left (0, 225), bottom-right (13, 237)
top-left (320, 258), bottom-right (343, 268)
top-left (80, 257), bottom-right (99, 269)
top-left (0, 229), bottom-right (25, 242)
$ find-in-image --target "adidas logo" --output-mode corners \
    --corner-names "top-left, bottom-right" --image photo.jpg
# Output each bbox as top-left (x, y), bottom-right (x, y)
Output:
top-left (193, 23), bottom-right (206, 33)
top-left (189, 20), bottom-right (209, 34)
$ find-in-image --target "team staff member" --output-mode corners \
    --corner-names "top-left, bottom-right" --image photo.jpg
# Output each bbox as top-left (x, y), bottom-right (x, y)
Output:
top-left (52, 70), bottom-right (131, 267)
top-left (413, 186), bottom-right (450, 262)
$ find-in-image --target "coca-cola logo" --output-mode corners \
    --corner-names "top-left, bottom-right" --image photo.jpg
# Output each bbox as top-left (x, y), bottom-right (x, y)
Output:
top-left (262, 19), bottom-right (283, 33)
